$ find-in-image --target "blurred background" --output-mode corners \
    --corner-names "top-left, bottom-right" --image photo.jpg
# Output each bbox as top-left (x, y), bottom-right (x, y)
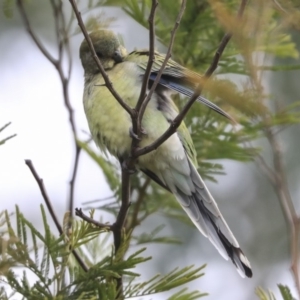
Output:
top-left (1, 1), bottom-right (300, 299)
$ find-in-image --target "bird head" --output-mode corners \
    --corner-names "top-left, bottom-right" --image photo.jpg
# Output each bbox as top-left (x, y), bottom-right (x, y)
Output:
top-left (80, 30), bottom-right (127, 74)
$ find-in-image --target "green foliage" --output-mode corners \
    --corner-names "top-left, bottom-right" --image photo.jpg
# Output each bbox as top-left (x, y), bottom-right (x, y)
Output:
top-left (124, 264), bottom-right (207, 299)
top-left (3, 0), bottom-right (300, 299)
top-left (256, 285), bottom-right (296, 300)
top-left (98, 0), bottom-right (300, 181)
top-left (76, 1), bottom-right (300, 298)
top-left (0, 206), bottom-right (206, 299)
top-left (2, 0), bottom-right (14, 18)
top-left (256, 287), bottom-right (276, 300)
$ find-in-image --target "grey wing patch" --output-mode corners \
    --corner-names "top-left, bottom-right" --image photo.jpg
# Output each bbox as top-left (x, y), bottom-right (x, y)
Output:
top-left (149, 74), bottom-right (235, 122)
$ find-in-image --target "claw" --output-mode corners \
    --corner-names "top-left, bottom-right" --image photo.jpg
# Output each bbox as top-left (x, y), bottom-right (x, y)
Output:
top-left (121, 160), bottom-right (137, 174)
top-left (140, 127), bottom-right (147, 135)
top-left (129, 127), bottom-right (140, 141)
top-left (129, 127), bottom-right (147, 140)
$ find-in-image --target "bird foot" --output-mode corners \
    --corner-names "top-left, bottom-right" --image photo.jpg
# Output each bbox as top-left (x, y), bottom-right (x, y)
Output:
top-left (140, 127), bottom-right (147, 135)
top-left (121, 160), bottom-right (137, 174)
top-left (129, 127), bottom-right (140, 140)
top-left (129, 127), bottom-right (147, 141)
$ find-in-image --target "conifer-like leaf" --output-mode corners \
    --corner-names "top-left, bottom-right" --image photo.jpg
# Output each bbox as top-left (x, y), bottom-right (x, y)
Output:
top-left (256, 287), bottom-right (276, 300)
top-left (124, 264), bottom-right (206, 298)
top-left (278, 284), bottom-right (295, 300)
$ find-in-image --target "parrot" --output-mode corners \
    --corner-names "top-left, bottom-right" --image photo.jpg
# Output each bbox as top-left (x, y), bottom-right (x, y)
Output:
top-left (79, 30), bottom-right (252, 278)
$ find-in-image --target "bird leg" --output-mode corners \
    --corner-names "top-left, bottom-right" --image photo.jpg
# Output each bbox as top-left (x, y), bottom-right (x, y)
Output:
top-left (121, 159), bottom-right (137, 174)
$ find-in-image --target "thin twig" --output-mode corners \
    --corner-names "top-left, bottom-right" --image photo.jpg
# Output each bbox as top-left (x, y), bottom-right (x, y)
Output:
top-left (0, 122), bottom-right (16, 145)
top-left (271, 0), bottom-right (288, 14)
top-left (18, 0), bottom-right (87, 273)
top-left (244, 0), bottom-right (300, 289)
top-left (17, 0), bottom-right (80, 225)
top-left (254, 154), bottom-right (276, 186)
top-left (53, 0), bottom-right (80, 228)
top-left (128, 178), bottom-right (151, 229)
top-left (134, 0), bottom-right (248, 158)
top-left (112, 166), bottom-right (132, 252)
top-left (25, 160), bottom-right (63, 234)
top-left (256, 131), bottom-right (300, 297)
top-left (135, 0), bottom-right (158, 114)
top-left (16, 0), bottom-right (57, 65)
top-left (69, 145), bottom-right (81, 227)
top-left (110, 163), bottom-right (132, 299)
top-left (247, 9), bottom-right (300, 292)
top-left (75, 208), bottom-right (112, 230)
top-left (68, 0), bottom-right (249, 298)
top-left (264, 128), bottom-right (300, 296)
top-left (138, 0), bottom-right (187, 133)
top-left (68, 0), bottom-right (134, 117)
top-left (24, 159), bottom-right (88, 272)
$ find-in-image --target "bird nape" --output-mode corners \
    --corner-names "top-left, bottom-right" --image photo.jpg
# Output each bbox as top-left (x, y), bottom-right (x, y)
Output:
top-left (80, 29), bottom-right (252, 278)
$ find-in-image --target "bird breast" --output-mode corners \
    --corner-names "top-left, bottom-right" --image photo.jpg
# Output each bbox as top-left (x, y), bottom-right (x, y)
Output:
top-left (83, 61), bottom-right (187, 172)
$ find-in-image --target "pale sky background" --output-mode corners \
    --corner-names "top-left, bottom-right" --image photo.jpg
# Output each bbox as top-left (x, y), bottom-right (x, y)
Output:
top-left (1, 2), bottom-right (300, 300)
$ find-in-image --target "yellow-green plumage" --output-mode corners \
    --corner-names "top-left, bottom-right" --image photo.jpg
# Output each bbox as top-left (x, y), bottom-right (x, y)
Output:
top-left (80, 30), bottom-right (252, 278)
top-left (83, 59), bottom-right (192, 169)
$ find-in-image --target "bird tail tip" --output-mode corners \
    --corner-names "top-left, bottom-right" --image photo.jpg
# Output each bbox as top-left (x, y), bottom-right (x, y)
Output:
top-left (232, 247), bottom-right (253, 278)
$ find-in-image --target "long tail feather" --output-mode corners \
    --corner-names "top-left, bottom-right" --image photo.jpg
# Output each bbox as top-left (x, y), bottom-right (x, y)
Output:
top-left (170, 159), bottom-right (252, 278)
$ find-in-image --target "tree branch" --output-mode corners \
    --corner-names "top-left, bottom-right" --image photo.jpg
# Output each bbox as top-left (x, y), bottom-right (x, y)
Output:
top-left (17, 0), bottom-right (80, 227)
top-left (134, 0), bottom-right (158, 115)
top-left (69, 1), bottom-right (248, 298)
top-left (75, 208), bottom-right (112, 230)
top-left (135, 0), bottom-right (249, 158)
top-left (264, 128), bottom-right (300, 296)
top-left (16, 0), bottom-right (57, 65)
top-left (138, 0), bottom-right (187, 134)
top-left (127, 178), bottom-right (151, 230)
top-left (24, 159), bottom-right (88, 272)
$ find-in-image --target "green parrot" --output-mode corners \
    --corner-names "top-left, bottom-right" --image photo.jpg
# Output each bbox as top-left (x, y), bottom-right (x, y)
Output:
top-left (79, 30), bottom-right (252, 278)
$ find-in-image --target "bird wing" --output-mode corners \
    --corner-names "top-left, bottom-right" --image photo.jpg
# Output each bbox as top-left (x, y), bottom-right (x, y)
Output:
top-left (138, 87), bottom-right (252, 278)
top-left (175, 158), bottom-right (252, 278)
top-left (126, 50), bottom-right (234, 121)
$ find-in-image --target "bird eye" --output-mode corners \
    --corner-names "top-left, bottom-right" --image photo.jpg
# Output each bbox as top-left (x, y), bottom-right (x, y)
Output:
top-left (113, 50), bottom-right (123, 63)
top-left (96, 51), bottom-right (103, 58)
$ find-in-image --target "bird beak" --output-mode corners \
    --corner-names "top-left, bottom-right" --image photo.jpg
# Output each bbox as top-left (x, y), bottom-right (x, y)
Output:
top-left (113, 49), bottom-right (124, 63)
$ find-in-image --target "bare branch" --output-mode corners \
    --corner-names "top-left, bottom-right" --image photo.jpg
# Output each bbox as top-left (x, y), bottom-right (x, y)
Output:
top-left (271, 0), bottom-right (288, 14)
top-left (25, 159), bottom-right (63, 234)
top-left (68, 0), bottom-right (134, 117)
top-left (75, 208), bottom-right (112, 230)
top-left (134, 0), bottom-right (248, 158)
top-left (138, 0), bottom-right (187, 132)
top-left (18, 1), bottom-right (88, 272)
top-left (112, 166), bottom-right (132, 252)
top-left (16, 0), bottom-right (57, 65)
top-left (254, 154), bottom-right (276, 186)
top-left (17, 0), bottom-right (80, 223)
top-left (135, 0), bottom-right (158, 115)
top-left (0, 122), bottom-right (16, 145)
top-left (24, 159), bottom-right (88, 272)
top-left (127, 178), bottom-right (151, 230)
top-left (69, 145), bottom-right (81, 226)
top-left (264, 128), bottom-right (300, 296)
